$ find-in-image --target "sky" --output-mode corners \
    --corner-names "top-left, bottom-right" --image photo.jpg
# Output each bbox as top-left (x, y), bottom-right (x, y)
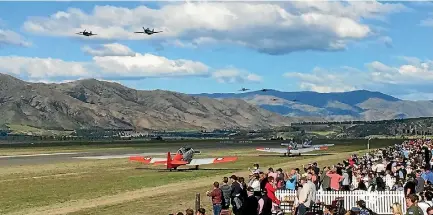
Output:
top-left (0, 1), bottom-right (433, 100)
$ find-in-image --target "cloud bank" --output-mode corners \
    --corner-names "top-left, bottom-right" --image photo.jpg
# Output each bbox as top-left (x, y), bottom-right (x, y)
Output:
top-left (23, 1), bottom-right (407, 55)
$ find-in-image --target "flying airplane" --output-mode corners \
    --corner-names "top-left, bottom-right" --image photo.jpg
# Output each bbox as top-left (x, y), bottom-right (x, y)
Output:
top-left (256, 141), bottom-right (333, 157)
top-left (239, 87), bottom-right (250, 91)
top-left (261, 89), bottom-right (270, 92)
top-left (271, 98), bottom-right (278, 101)
top-left (76, 29), bottom-right (97, 36)
top-left (134, 27), bottom-right (163, 35)
top-left (128, 146), bottom-right (238, 171)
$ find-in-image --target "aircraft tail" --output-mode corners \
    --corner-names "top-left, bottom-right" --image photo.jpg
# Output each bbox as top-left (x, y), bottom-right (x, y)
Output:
top-left (166, 152), bottom-right (173, 169)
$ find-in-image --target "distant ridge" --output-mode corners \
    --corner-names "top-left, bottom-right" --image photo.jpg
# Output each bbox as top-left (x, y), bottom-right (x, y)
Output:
top-left (0, 73), bottom-right (291, 130)
top-left (192, 89), bottom-right (433, 121)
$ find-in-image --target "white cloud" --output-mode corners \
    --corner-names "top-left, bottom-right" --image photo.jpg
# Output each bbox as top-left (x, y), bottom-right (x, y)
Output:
top-left (212, 68), bottom-right (262, 84)
top-left (284, 57), bottom-right (433, 98)
top-left (22, 1), bottom-right (407, 55)
top-left (82, 43), bottom-right (135, 56)
top-left (420, 18), bottom-right (433, 27)
top-left (0, 52), bottom-right (209, 81)
top-left (0, 29), bottom-right (31, 47)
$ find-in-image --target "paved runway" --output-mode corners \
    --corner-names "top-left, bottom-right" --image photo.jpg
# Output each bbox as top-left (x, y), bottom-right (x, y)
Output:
top-left (0, 141), bottom-right (283, 166)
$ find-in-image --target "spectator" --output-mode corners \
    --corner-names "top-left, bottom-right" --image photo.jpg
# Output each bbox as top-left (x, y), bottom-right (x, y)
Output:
top-left (321, 167), bottom-right (331, 191)
top-left (241, 187), bottom-right (259, 215)
top-left (285, 169), bottom-right (297, 191)
top-left (220, 177), bottom-right (232, 209)
top-left (405, 175), bottom-right (417, 196)
top-left (196, 208), bottom-right (206, 215)
top-left (426, 207), bottom-right (433, 215)
top-left (258, 189), bottom-right (272, 215)
top-left (298, 177), bottom-right (310, 215)
top-left (391, 202), bottom-right (403, 215)
top-left (341, 169), bottom-right (351, 191)
top-left (423, 168), bottom-right (433, 185)
top-left (268, 168), bottom-right (278, 180)
top-left (405, 194), bottom-right (423, 215)
top-left (206, 181), bottom-right (222, 215)
top-left (186, 208), bottom-right (194, 215)
top-left (265, 176), bottom-right (282, 215)
top-left (357, 200), bottom-right (374, 215)
top-left (230, 175), bottom-right (242, 215)
top-left (327, 168), bottom-right (343, 191)
top-left (416, 170), bottom-right (426, 193)
top-left (276, 168), bottom-right (285, 189)
top-left (248, 173), bottom-right (261, 197)
top-left (418, 191), bottom-right (433, 215)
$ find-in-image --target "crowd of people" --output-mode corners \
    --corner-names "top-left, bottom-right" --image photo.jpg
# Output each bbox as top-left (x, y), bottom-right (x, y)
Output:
top-left (173, 139), bottom-right (433, 215)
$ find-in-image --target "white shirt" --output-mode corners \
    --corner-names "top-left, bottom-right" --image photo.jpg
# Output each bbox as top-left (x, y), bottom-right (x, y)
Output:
top-left (418, 201), bottom-right (433, 215)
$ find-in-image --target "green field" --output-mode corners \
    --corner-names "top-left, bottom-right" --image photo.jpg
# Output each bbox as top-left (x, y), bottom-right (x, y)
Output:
top-left (0, 139), bottom-right (400, 215)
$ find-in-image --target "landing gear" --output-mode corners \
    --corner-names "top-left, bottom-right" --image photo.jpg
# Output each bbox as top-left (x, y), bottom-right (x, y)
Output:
top-left (195, 165), bottom-right (199, 170)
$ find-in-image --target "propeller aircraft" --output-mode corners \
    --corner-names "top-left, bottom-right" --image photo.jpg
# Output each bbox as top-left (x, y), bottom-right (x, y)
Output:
top-left (239, 87), bottom-right (250, 92)
top-left (256, 140), bottom-right (334, 157)
top-left (76, 29), bottom-right (97, 37)
top-left (129, 146), bottom-right (238, 171)
top-left (134, 27), bottom-right (163, 35)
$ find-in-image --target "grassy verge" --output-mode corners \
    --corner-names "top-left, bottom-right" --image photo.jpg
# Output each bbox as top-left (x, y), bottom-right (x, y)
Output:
top-left (2, 140), bottom-right (396, 215)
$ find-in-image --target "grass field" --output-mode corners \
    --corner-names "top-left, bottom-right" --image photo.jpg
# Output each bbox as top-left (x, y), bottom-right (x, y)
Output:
top-left (0, 139), bottom-right (400, 215)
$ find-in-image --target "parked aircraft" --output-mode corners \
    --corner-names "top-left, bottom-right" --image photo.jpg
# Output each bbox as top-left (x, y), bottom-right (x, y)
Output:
top-left (129, 146), bottom-right (238, 171)
top-left (256, 140), bottom-right (333, 156)
top-left (281, 140), bottom-right (334, 149)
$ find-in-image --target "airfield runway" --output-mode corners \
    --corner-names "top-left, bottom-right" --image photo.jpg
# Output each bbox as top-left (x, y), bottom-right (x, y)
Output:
top-left (0, 141), bottom-right (284, 166)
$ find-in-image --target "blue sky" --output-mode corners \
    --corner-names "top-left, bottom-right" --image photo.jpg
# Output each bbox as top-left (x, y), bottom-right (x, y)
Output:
top-left (0, 1), bottom-right (433, 100)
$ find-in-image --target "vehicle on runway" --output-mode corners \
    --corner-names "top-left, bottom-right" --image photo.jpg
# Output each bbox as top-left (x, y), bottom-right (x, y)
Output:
top-left (134, 27), bottom-right (163, 35)
top-left (76, 29), bottom-right (97, 36)
top-left (129, 146), bottom-right (238, 171)
top-left (256, 140), bottom-right (333, 157)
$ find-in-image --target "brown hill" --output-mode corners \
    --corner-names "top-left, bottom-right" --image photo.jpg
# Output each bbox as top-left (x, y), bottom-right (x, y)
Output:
top-left (0, 74), bottom-right (291, 130)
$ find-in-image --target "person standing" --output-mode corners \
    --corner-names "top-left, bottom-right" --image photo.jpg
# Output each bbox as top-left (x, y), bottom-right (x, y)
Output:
top-left (241, 187), bottom-right (259, 215)
top-left (206, 182), bottom-right (223, 215)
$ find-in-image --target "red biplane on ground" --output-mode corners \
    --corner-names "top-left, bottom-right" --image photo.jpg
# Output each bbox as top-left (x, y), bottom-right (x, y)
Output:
top-left (129, 146), bottom-right (238, 171)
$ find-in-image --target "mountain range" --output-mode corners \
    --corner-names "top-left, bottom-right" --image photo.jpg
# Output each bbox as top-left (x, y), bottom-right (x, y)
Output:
top-left (0, 74), bottom-right (290, 131)
top-left (194, 90), bottom-right (433, 122)
top-left (2, 73), bottom-right (433, 131)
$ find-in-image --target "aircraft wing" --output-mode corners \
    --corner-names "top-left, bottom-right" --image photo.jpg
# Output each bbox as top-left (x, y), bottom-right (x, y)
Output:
top-left (186, 157), bottom-right (238, 166)
top-left (256, 147), bottom-right (323, 154)
top-left (312, 144), bottom-right (334, 148)
top-left (129, 156), bottom-right (166, 164)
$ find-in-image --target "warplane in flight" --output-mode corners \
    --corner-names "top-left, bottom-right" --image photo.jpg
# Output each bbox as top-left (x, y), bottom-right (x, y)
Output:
top-left (239, 87), bottom-right (250, 92)
top-left (76, 29), bottom-right (97, 36)
top-left (261, 89), bottom-right (270, 92)
top-left (256, 140), bottom-right (334, 157)
top-left (271, 98), bottom-right (278, 101)
top-left (134, 27), bottom-right (163, 35)
top-left (129, 146), bottom-right (238, 171)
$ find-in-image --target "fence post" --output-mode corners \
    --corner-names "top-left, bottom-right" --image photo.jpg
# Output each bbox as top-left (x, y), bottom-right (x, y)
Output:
top-left (195, 193), bottom-right (200, 212)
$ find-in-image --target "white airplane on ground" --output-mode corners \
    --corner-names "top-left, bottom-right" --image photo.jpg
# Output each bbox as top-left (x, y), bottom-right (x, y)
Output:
top-left (256, 140), bottom-right (334, 157)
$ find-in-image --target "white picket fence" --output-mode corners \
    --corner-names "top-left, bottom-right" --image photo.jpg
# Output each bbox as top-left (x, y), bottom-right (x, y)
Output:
top-left (275, 190), bottom-right (406, 214)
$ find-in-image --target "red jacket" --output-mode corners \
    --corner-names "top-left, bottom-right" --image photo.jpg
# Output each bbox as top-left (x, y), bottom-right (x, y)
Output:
top-left (265, 182), bottom-right (280, 205)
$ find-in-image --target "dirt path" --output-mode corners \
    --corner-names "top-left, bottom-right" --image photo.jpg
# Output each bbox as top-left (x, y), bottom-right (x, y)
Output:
top-left (8, 150), bottom-right (364, 215)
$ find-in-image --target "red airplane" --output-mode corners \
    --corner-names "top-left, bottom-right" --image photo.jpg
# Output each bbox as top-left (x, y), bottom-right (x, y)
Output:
top-left (129, 146), bottom-right (238, 171)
